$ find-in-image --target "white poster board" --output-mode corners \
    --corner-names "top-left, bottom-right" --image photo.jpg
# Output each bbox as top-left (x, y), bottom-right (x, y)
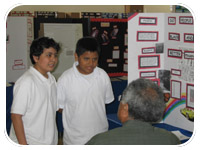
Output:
top-left (44, 23), bottom-right (83, 79)
top-left (6, 17), bottom-right (33, 83)
top-left (128, 13), bottom-right (194, 132)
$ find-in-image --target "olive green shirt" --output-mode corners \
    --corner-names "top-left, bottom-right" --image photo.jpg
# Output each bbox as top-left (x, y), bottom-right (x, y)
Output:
top-left (86, 120), bottom-right (181, 145)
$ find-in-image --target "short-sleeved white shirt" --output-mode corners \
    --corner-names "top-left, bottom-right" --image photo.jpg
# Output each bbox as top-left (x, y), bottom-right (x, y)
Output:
top-left (9, 66), bottom-right (58, 145)
top-left (57, 62), bottom-right (114, 145)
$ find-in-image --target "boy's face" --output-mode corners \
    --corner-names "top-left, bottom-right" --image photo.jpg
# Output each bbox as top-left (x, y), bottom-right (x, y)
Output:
top-left (33, 47), bottom-right (58, 78)
top-left (75, 51), bottom-right (99, 75)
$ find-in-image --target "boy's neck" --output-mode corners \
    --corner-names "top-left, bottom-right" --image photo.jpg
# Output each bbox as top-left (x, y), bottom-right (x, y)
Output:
top-left (33, 66), bottom-right (48, 79)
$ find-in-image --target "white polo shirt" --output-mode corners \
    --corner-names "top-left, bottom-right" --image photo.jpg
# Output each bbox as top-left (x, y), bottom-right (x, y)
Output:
top-left (9, 66), bottom-right (58, 145)
top-left (57, 62), bottom-right (114, 145)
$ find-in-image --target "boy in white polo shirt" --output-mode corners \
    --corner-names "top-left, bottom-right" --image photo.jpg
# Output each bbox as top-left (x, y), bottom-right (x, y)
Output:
top-left (9, 37), bottom-right (60, 145)
top-left (57, 37), bottom-right (114, 145)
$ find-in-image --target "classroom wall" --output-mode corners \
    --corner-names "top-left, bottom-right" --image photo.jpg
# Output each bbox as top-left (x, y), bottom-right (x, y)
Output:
top-left (11, 5), bottom-right (125, 13)
top-left (11, 5), bottom-right (172, 13)
top-left (144, 5), bottom-right (173, 13)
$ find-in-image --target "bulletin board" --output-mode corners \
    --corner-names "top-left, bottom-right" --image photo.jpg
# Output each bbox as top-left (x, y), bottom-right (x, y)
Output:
top-left (90, 18), bottom-right (128, 77)
top-left (34, 18), bottom-right (89, 79)
top-left (128, 13), bottom-right (194, 132)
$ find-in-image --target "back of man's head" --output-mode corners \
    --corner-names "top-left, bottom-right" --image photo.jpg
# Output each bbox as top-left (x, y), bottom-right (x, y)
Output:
top-left (121, 78), bottom-right (165, 122)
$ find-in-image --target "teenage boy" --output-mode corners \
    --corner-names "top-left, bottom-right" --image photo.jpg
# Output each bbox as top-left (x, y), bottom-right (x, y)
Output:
top-left (9, 37), bottom-right (60, 145)
top-left (57, 36), bottom-right (114, 145)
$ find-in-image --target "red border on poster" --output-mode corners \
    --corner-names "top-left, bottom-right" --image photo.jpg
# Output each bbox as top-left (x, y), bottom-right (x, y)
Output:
top-left (138, 55), bottom-right (160, 69)
top-left (139, 17), bottom-right (157, 25)
top-left (170, 80), bottom-right (182, 100)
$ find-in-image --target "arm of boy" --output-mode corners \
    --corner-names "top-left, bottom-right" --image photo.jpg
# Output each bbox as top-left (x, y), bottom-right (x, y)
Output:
top-left (11, 113), bottom-right (28, 145)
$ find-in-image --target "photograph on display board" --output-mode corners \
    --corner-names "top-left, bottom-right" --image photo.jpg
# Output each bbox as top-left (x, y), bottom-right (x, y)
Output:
top-left (110, 25), bottom-right (119, 39)
top-left (155, 43), bottom-right (164, 53)
top-left (158, 70), bottom-right (171, 91)
top-left (124, 33), bottom-right (128, 46)
top-left (91, 27), bottom-right (99, 38)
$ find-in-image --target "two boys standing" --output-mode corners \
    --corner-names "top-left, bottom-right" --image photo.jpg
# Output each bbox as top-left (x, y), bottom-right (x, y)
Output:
top-left (9, 36), bottom-right (114, 145)
top-left (9, 36), bottom-right (180, 145)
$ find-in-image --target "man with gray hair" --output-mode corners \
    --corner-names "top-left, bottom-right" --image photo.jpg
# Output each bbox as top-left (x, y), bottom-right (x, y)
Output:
top-left (86, 78), bottom-right (181, 145)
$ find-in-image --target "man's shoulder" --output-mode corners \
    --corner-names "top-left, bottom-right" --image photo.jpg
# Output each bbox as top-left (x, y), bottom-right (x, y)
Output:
top-left (152, 126), bottom-right (181, 144)
top-left (86, 127), bottom-right (122, 144)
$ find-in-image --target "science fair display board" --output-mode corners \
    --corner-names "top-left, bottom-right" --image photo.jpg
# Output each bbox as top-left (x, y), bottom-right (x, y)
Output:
top-left (128, 13), bottom-right (194, 132)
top-left (34, 18), bottom-right (89, 79)
top-left (90, 18), bottom-right (128, 77)
top-left (6, 16), bottom-right (33, 83)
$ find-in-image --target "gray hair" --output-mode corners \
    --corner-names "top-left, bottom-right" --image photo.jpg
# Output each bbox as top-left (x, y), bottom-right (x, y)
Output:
top-left (121, 78), bottom-right (165, 122)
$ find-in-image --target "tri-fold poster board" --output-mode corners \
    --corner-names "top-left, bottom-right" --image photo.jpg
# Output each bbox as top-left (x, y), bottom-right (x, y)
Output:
top-left (128, 13), bottom-right (194, 132)
top-left (90, 18), bottom-right (128, 77)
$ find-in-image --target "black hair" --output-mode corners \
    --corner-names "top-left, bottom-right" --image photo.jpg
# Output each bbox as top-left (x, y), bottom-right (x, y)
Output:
top-left (75, 36), bottom-right (101, 57)
top-left (30, 37), bottom-right (61, 64)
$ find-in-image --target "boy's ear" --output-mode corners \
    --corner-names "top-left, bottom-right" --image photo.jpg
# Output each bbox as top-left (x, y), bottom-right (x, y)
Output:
top-left (33, 55), bottom-right (39, 63)
top-left (74, 53), bottom-right (78, 61)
